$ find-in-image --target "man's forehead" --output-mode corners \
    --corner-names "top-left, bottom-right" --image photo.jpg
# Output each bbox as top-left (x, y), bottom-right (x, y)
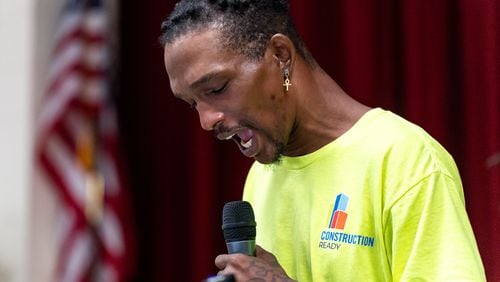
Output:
top-left (164, 26), bottom-right (236, 69)
top-left (164, 31), bottom-right (235, 97)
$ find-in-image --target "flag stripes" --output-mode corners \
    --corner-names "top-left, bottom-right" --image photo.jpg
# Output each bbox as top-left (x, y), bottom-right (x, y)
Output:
top-left (36, 0), bottom-right (133, 281)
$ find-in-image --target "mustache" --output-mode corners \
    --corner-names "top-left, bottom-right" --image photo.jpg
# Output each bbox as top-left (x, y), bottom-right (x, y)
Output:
top-left (213, 123), bottom-right (232, 137)
top-left (213, 122), bottom-right (258, 138)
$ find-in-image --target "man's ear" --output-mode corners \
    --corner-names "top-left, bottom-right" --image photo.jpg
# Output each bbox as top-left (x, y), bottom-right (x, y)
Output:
top-left (268, 33), bottom-right (296, 71)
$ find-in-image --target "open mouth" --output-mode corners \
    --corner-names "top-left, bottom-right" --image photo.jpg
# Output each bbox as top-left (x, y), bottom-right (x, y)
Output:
top-left (220, 128), bottom-right (257, 157)
top-left (225, 133), bottom-right (252, 149)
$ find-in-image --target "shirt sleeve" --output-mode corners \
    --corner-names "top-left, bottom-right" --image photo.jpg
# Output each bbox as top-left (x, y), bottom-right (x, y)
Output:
top-left (385, 171), bottom-right (486, 281)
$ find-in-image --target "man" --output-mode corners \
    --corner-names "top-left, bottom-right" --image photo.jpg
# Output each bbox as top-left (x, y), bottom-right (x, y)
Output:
top-left (160, 0), bottom-right (485, 281)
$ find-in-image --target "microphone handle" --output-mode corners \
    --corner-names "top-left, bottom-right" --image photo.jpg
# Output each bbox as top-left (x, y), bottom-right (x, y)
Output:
top-left (226, 239), bottom-right (256, 256)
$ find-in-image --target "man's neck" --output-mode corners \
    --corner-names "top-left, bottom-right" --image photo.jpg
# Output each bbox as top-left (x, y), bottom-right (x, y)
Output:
top-left (283, 64), bottom-right (370, 157)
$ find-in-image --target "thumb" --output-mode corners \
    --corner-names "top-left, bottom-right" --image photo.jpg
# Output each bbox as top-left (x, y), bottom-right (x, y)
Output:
top-left (255, 245), bottom-right (279, 265)
top-left (255, 245), bottom-right (270, 256)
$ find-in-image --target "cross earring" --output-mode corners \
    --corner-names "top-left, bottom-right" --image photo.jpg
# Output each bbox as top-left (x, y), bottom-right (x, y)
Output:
top-left (283, 69), bottom-right (292, 92)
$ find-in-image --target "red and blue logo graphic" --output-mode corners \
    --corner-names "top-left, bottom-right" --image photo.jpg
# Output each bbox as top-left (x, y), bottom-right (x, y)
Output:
top-left (328, 193), bottom-right (349, 229)
top-left (320, 193), bottom-right (375, 249)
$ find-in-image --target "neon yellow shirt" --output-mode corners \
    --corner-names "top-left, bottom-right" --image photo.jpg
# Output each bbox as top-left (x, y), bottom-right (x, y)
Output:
top-left (243, 108), bottom-right (485, 281)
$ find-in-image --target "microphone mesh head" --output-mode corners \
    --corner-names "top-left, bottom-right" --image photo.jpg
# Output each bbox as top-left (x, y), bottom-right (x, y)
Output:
top-left (222, 201), bottom-right (256, 242)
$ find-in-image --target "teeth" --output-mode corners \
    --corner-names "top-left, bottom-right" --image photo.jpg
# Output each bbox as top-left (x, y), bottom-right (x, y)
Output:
top-left (225, 133), bottom-right (235, 140)
top-left (241, 138), bottom-right (252, 149)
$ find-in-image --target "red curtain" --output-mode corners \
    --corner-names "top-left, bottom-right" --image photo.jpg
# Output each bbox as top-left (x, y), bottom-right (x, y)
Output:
top-left (118, 0), bottom-right (499, 281)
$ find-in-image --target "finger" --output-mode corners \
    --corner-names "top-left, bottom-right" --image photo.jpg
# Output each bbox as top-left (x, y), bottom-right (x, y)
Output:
top-left (217, 266), bottom-right (235, 277)
top-left (215, 254), bottom-right (229, 270)
top-left (255, 245), bottom-right (269, 256)
top-left (216, 263), bottom-right (239, 280)
top-left (255, 245), bottom-right (279, 265)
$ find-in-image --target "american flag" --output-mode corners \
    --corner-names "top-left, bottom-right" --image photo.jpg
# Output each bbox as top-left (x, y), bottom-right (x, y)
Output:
top-left (36, 0), bottom-right (134, 281)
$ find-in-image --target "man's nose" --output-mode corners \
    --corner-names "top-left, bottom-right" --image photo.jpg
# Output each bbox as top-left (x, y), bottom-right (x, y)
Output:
top-left (197, 103), bottom-right (224, 131)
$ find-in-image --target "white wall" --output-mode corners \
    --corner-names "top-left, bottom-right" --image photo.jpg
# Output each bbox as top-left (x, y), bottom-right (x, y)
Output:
top-left (0, 0), bottom-right (61, 281)
top-left (0, 0), bottom-right (35, 281)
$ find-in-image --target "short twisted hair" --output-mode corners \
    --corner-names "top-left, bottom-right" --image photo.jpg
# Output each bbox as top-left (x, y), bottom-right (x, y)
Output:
top-left (160, 0), bottom-right (314, 64)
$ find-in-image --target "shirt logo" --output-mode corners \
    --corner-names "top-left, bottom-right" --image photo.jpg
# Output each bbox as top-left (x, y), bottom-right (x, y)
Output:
top-left (318, 193), bottom-right (375, 250)
top-left (328, 193), bottom-right (349, 229)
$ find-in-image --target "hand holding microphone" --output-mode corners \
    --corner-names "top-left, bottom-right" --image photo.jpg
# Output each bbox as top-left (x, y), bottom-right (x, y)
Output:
top-left (214, 201), bottom-right (295, 282)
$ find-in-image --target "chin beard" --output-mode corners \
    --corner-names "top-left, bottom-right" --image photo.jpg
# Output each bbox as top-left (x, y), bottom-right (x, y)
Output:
top-left (270, 141), bottom-right (286, 164)
top-left (255, 139), bottom-right (285, 165)
top-left (239, 121), bottom-right (287, 164)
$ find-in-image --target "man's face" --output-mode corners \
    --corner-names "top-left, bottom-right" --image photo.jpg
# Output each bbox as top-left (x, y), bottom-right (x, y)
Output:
top-left (163, 28), bottom-right (292, 164)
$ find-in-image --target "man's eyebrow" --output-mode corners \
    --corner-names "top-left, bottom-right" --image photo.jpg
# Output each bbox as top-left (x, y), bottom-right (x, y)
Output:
top-left (189, 72), bottom-right (220, 90)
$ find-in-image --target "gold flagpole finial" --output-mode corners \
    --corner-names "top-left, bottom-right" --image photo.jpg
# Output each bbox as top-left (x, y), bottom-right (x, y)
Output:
top-left (76, 121), bottom-right (105, 226)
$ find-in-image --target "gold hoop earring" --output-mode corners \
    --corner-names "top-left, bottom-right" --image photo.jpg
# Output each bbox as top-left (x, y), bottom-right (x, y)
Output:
top-left (283, 69), bottom-right (292, 92)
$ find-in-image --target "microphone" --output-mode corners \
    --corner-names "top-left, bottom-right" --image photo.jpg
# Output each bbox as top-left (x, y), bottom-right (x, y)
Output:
top-left (203, 202), bottom-right (254, 281)
top-left (221, 201), bottom-right (256, 256)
